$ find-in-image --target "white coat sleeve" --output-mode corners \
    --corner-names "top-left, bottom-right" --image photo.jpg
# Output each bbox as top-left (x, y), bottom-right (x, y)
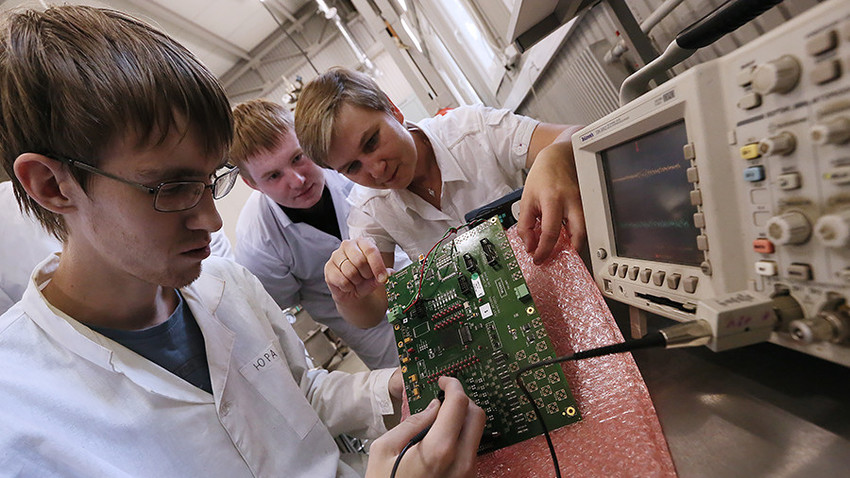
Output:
top-left (238, 264), bottom-right (398, 439)
top-left (469, 105), bottom-right (538, 173)
top-left (209, 230), bottom-right (235, 260)
top-left (235, 238), bottom-right (301, 311)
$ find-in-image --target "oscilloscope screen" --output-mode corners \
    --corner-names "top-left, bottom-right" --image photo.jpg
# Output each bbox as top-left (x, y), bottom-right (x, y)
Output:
top-left (601, 120), bottom-right (703, 266)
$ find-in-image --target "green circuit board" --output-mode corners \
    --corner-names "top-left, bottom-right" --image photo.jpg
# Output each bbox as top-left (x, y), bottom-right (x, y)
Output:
top-left (387, 217), bottom-right (581, 453)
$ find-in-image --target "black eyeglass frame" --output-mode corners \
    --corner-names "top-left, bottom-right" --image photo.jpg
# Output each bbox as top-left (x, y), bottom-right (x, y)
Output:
top-left (47, 154), bottom-right (239, 212)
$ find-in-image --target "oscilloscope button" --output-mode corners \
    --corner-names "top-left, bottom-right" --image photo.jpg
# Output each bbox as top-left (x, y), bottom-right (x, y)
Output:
top-left (666, 273), bottom-right (681, 290)
top-left (682, 277), bottom-right (698, 293)
top-left (736, 66), bottom-right (754, 87)
top-left (639, 268), bottom-right (652, 283)
top-left (652, 271), bottom-right (666, 286)
top-left (740, 144), bottom-right (761, 160)
top-left (753, 238), bottom-right (775, 254)
top-left (690, 190), bottom-right (703, 206)
top-left (787, 263), bottom-right (813, 281)
top-left (608, 263), bottom-right (619, 276)
top-left (755, 260), bottom-right (778, 276)
top-left (696, 235), bottom-right (709, 251)
top-left (777, 172), bottom-right (801, 190)
top-left (743, 166), bottom-right (765, 182)
top-left (683, 143), bottom-right (695, 160)
top-left (824, 166), bottom-right (850, 185)
top-left (629, 266), bottom-right (640, 281)
top-left (618, 265), bottom-right (629, 278)
top-left (811, 60), bottom-right (841, 86)
top-left (693, 213), bottom-right (706, 229)
top-left (806, 29), bottom-right (838, 57)
top-left (686, 167), bottom-right (699, 183)
top-left (738, 92), bottom-right (762, 110)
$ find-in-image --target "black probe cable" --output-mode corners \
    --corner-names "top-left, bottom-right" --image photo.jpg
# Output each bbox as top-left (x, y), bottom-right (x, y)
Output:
top-left (390, 423), bottom-right (432, 478)
top-left (389, 332), bottom-right (665, 478)
top-left (515, 320), bottom-right (713, 478)
top-left (515, 332), bottom-right (667, 478)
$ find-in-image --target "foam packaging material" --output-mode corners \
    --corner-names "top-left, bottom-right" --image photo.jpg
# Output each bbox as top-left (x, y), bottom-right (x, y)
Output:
top-left (474, 228), bottom-right (676, 477)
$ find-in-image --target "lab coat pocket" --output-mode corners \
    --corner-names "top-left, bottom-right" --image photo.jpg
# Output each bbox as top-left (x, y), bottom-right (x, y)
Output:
top-left (239, 341), bottom-right (319, 439)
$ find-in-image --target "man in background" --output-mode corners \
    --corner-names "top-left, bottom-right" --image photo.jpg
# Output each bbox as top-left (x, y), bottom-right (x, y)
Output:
top-left (231, 99), bottom-right (400, 369)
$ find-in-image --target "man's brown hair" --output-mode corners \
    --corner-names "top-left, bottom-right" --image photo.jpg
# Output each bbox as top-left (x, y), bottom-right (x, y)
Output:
top-left (0, 5), bottom-right (232, 240)
top-left (231, 99), bottom-right (294, 182)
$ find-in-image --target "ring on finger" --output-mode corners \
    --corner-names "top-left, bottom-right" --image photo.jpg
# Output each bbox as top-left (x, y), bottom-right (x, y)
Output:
top-left (337, 257), bottom-right (351, 268)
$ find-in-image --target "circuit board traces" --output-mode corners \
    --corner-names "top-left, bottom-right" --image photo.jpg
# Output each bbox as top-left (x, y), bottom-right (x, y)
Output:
top-left (387, 217), bottom-right (581, 453)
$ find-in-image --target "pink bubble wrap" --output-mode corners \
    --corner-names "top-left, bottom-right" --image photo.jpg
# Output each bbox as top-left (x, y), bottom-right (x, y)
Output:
top-left (473, 228), bottom-right (676, 477)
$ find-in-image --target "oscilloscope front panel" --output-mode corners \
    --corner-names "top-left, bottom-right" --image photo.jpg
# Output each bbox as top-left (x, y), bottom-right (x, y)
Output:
top-left (573, 0), bottom-right (850, 365)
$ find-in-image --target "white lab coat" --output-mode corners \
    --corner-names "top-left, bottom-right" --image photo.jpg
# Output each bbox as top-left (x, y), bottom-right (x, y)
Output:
top-left (0, 255), bottom-right (397, 477)
top-left (210, 228), bottom-right (235, 260)
top-left (235, 170), bottom-right (400, 369)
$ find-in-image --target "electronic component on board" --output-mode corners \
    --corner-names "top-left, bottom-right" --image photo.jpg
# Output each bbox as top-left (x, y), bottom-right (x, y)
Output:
top-left (458, 274), bottom-right (473, 296)
top-left (481, 238), bottom-right (498, 266)
top-left (386, 217), bottom-right (581, 454)
top-left (463, 252), bottom-right (477, 273)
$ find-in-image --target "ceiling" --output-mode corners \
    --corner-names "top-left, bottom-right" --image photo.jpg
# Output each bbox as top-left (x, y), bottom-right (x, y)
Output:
top-left (0, 0), bottom-right (318, 78)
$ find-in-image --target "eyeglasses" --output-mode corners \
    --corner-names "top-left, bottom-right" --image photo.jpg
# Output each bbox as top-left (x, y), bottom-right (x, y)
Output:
top-left (49, 154), bottom-right (239, 212)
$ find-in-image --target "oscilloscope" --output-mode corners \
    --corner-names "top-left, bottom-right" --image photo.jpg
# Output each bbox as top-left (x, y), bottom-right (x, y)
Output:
top-left (573, 0), bottom-right (850, 366)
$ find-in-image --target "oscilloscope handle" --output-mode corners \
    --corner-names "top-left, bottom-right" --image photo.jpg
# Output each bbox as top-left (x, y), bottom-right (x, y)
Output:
top-left (676, 0), bottom-right (784, 50)
top-left (619, 0), bottom-right (784, 105)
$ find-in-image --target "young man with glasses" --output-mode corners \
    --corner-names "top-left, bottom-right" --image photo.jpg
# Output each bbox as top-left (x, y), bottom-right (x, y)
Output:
top-left (0, 6), bottom-right (483, 477)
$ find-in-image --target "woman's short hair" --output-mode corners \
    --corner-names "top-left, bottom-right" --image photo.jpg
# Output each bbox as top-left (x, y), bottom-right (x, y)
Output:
top-left (294, 67), bottom-right (394, 168)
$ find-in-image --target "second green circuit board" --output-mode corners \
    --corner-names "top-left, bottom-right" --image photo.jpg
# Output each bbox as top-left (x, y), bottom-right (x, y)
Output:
top-left (387, 217), bottom-right (581, 453)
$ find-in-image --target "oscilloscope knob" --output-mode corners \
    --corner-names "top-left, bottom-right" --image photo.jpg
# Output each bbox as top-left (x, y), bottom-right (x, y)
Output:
top-left (758, 132), bottom-right (796, 156)
top-left (813, 211), bottom-right (850, 248)
top-left (751, 55), bottom-right (801, 95)
top-left (766, 211), bottom-right (812, 245)
top-left (810, 116), bottom-right (850, 145)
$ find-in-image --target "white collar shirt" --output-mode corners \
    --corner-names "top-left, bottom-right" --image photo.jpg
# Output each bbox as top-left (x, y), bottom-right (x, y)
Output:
top-left (0, 254), bottom-right (397, 477)
top-left (347, 105), bottom-right (539, 261)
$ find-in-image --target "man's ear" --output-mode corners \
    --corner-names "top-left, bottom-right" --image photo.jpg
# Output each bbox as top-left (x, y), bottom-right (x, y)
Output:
top-left (387, 95), bottom-right (405, 124)
top-left (13, 153), bottom-right (79, 214)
